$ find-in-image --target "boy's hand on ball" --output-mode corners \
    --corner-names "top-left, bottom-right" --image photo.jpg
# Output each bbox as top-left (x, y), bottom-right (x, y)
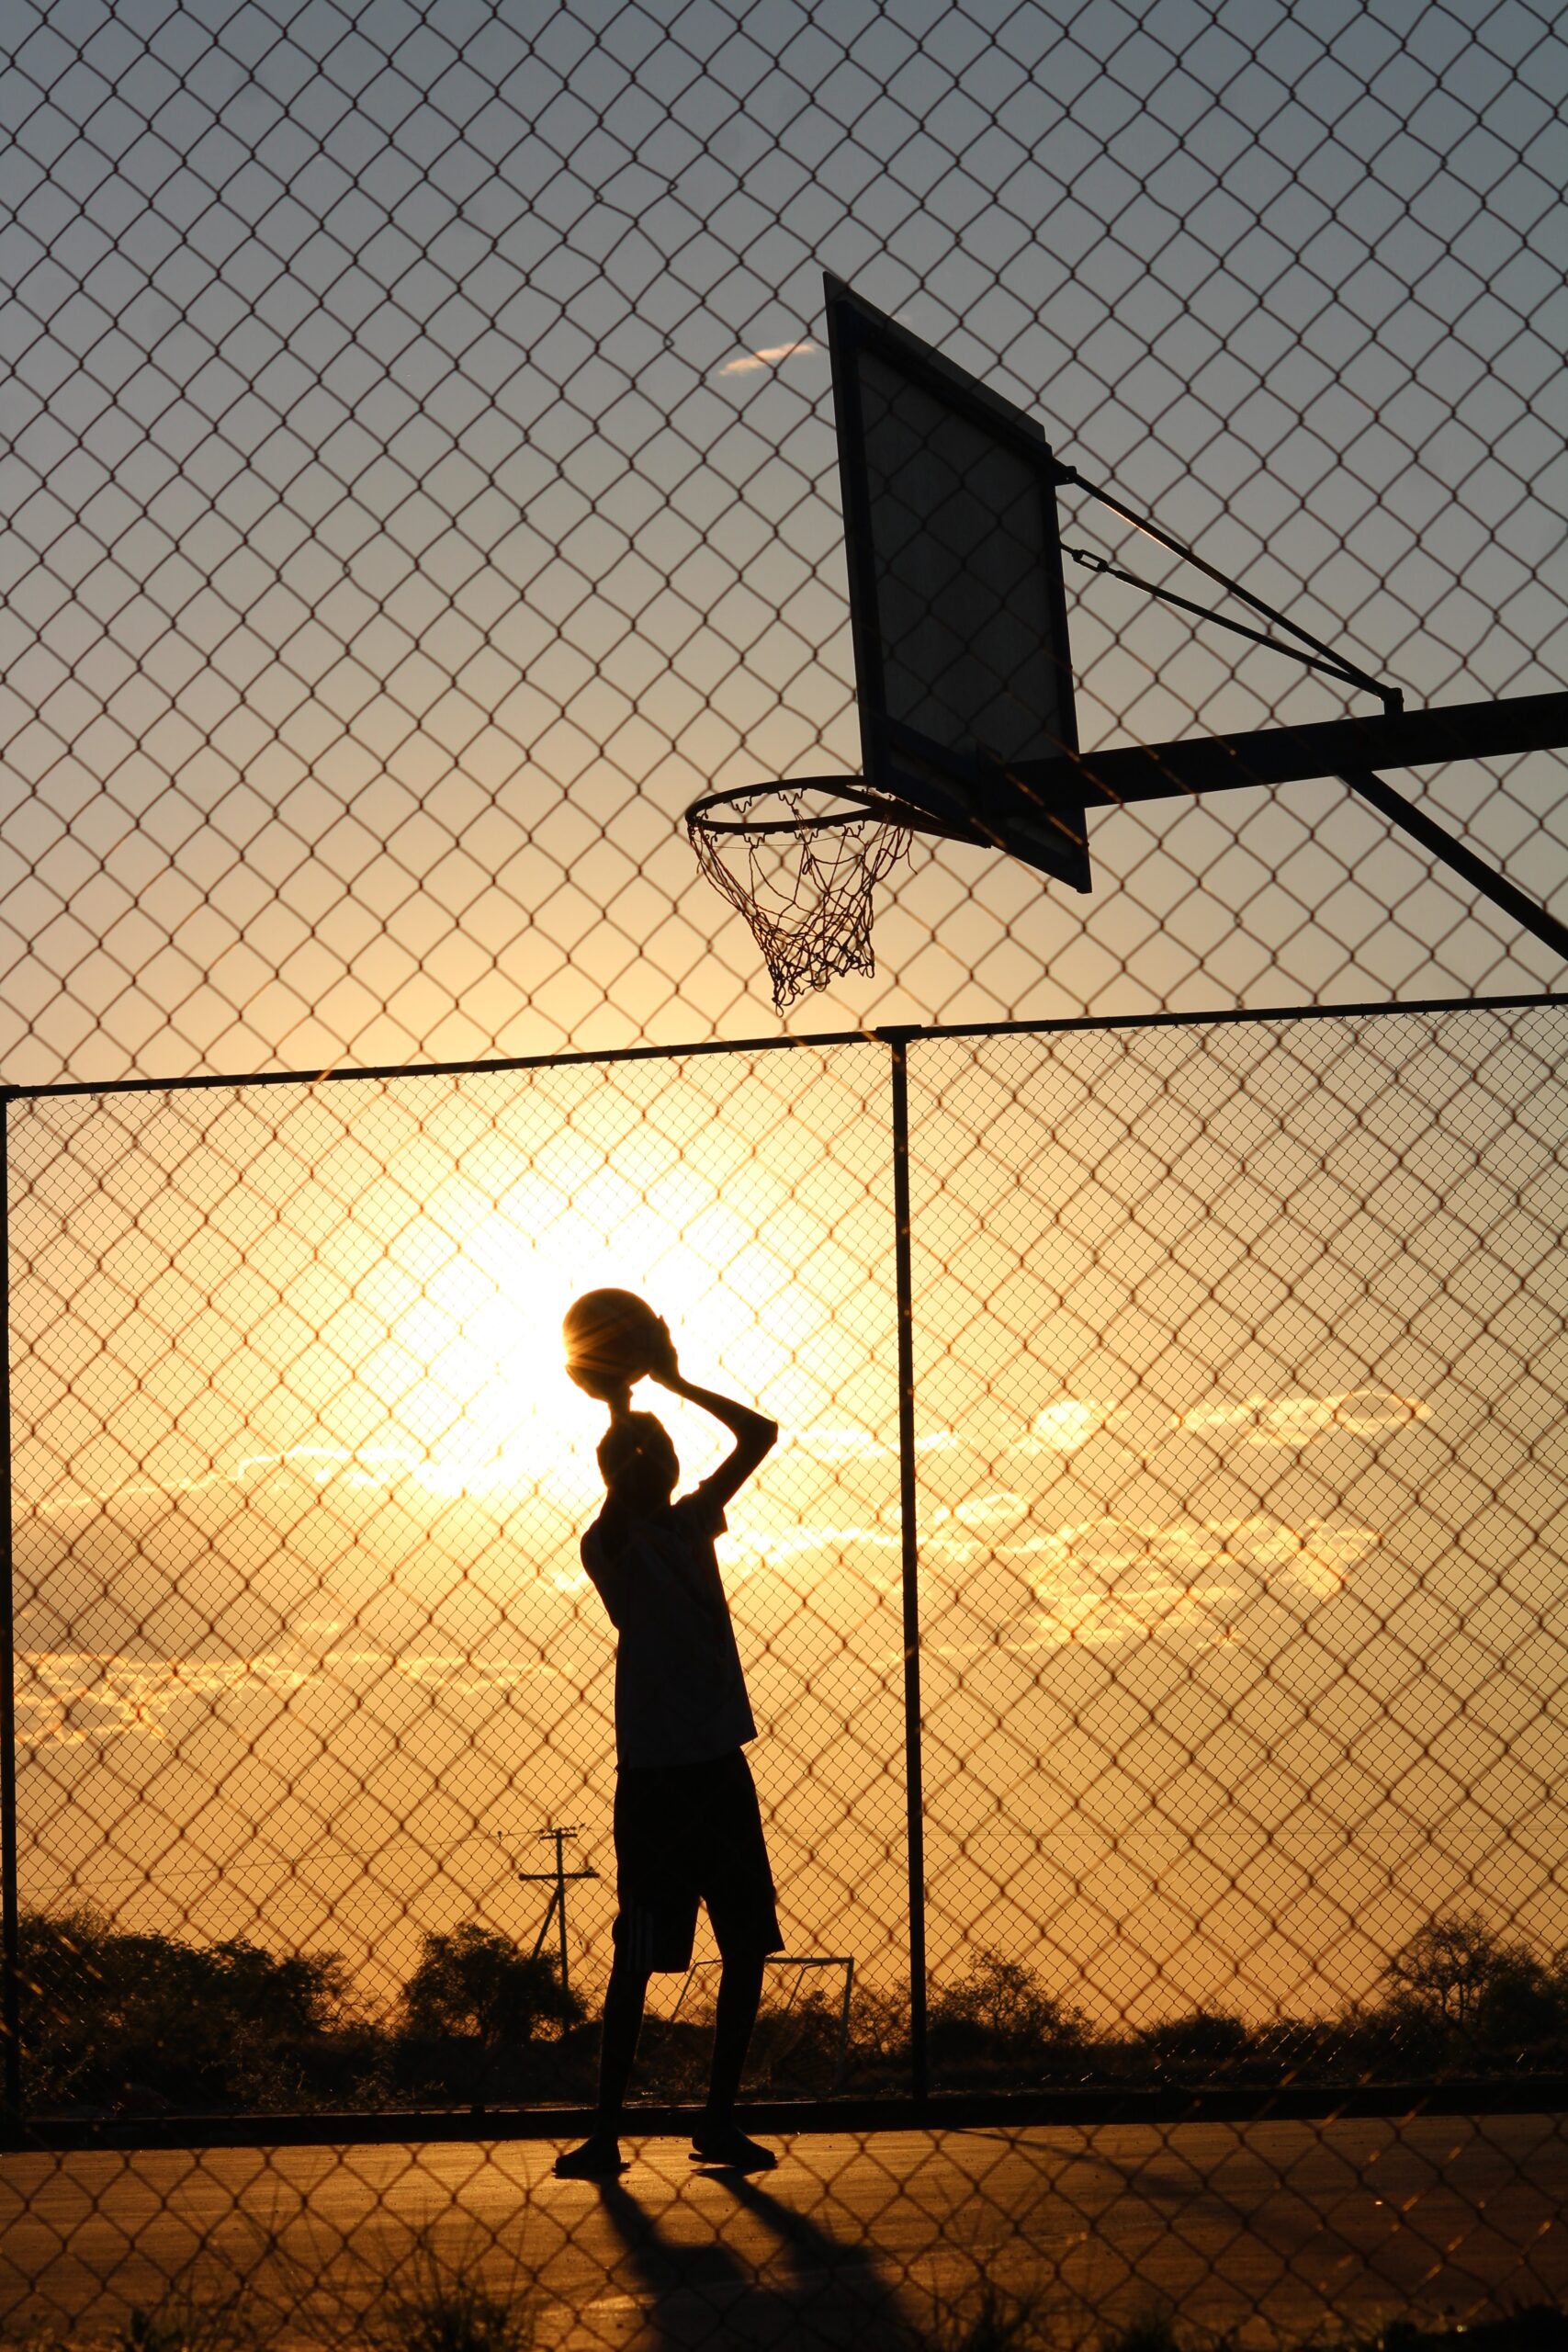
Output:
top-left (646, 1317), bottom-right (680, 1385)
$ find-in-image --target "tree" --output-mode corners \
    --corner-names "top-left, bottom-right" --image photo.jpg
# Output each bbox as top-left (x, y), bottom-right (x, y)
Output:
top-left (928, 1950), bottom-right (1086, 2064)
top-left (845, 1980), bottom-right (911, 2078)
top-left (1473, 1948), bottom-right (1568, 2050)
top-left (1384, 1912), bottom-right (1506, 2029)
top-left (399, 1925), bottom-right (582, 2054)
top-left (208, 1939), bottom-right (355, 2037)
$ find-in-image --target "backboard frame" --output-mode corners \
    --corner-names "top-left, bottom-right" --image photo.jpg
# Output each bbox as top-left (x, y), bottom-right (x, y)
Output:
top-left (825, 274), bottom-right (1091, 892)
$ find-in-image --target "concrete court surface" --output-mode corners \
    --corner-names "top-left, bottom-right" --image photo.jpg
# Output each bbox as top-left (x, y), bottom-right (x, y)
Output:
top-left (2, 2115), bottom-right (1566, 2347)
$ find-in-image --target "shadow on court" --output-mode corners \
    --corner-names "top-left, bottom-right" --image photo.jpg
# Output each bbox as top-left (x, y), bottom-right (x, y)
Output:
top-left (591, 2170), bottom-right (923, 2351)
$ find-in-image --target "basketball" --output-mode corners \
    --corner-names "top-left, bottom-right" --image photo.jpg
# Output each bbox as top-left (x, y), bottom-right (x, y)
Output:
top-left (562, 1287), bottom-right (666, 1393)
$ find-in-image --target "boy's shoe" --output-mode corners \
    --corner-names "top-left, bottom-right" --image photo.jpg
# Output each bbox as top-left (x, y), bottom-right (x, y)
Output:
top-left (553, 2133), bottom-right (627, 2179)
top-left (689, 2121), bottom-right (777, 2172)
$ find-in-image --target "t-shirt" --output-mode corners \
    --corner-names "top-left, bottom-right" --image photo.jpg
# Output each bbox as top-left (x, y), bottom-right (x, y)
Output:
top-left (580, 1476), bottom-right (758, 1769)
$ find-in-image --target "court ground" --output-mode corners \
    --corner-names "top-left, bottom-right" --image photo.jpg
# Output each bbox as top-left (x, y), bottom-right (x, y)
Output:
top-left (3, 2115), bottom-right (1565, 2347)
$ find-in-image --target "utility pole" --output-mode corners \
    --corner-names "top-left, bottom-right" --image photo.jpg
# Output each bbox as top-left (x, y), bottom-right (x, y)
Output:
top-left (516, 1826), bottom-right (598, 2002)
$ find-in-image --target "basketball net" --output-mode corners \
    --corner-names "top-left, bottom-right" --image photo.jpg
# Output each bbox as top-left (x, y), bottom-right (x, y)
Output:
top-left (687, 786), bottom-right (912, 1012)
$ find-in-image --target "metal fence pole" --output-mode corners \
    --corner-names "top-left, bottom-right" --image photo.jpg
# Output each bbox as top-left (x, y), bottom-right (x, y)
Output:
top-left (886, 1032), bottom-right (929, 2104)
top-left (0, 1093), bottom-right (19, 2124)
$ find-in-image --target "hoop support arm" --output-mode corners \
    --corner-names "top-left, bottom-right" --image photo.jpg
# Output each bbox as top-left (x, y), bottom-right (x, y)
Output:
top-left (1007, 689), bottom-right (1568, 963)
top-left (1012, 690), bottom-right (1568, 808)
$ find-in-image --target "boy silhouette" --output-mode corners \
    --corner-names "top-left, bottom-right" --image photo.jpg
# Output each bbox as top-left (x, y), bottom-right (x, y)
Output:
top-left (555, 1318), bottom-right (782, 2178)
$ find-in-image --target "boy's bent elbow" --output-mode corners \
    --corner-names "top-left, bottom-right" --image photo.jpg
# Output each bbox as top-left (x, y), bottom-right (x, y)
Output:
top-left (739, 1414), bottom-right (778, 1466)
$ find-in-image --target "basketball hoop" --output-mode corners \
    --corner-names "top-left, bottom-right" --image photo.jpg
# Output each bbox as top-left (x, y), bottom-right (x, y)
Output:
top-left (686, 777), bottom-right (956, 1012)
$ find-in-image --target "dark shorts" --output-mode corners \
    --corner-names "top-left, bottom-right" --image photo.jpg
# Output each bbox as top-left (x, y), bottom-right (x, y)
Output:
top-left (613, 1747), bottom-right (783, 1973)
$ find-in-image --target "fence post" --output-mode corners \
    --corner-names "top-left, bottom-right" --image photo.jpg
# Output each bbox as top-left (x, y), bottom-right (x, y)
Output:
top-left (885, 1032), bottom-right (929, 2105)
top-left (0, 1093), bottom-right (19, 2126)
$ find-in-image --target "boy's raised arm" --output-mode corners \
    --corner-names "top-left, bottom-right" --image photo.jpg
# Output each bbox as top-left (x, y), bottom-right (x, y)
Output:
top-left (647, 1323), bottom-right (777, 1506)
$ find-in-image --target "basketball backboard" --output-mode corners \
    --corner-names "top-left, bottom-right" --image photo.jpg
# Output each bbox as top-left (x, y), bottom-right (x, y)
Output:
top-left (825, 275), bottom-right (1091, 892)
top-left (687, 282), bottom-right (1568, 1006)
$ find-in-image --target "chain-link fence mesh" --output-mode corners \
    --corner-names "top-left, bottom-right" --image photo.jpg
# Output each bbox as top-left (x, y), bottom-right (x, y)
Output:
top-left (6, 0), bottom-right (1568, 2340)
top-left (4, 0), bottom-right (1566, 1090)
top-left (907, 1002), bottom-right (1568, 2069)
top-left (8, 1042), bottom-right (902, 2051)
top-left (6, 998), bottom-right (1568, 2341)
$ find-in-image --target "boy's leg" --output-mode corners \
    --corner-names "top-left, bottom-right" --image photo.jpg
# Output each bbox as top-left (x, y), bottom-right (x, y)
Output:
top-left (690, 1752), bottom-right (782, 2171)
top-left (691, 1948), bottom-right (776, 2171)
top-left (557, 1755), bottom-right (671, 2181)
top-left (598, 1940), bottom-right (653, 2116)
top-left (553, 1943), bottom-right (650, 2178)
top-left (706, 1948), bottom-right (764, 2119)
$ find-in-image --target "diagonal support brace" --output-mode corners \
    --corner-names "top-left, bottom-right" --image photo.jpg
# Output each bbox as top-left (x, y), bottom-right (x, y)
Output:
top-left (1337, 767), bottom-right (1568, 965)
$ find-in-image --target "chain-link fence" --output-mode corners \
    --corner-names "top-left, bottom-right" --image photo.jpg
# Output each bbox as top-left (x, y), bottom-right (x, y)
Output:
top-left (908, 1000), bottom-right (1568, 2076)
top-left (6, 0), bottom-right (1568, 2340)
top-left (7, 1033), bottom-right (903, 2099)
top-left (5, 0), bottom-right (1566, 1092)
top-left (5, 993), bottom-right (1567, 2340)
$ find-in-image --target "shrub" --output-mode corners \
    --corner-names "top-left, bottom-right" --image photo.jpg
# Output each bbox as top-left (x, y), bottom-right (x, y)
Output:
top-left (928, 1951), bottom-right (1087, 2070)
top-left (368, 2236), bottom-right (536, 2352)
top-left (844, 1978), bottom-right (912, 2082)
top-left (1136, 2009), bottom-right (1251, 2074)
top-left (1473, 1950), bottom-right (1568, 2052)
top-left (18, 1906), bottom-right (354, 2109)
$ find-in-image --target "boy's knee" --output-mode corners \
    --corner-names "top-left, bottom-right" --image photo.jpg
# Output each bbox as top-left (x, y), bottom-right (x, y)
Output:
top-left (718, 1947), bottom-right (769, 1977)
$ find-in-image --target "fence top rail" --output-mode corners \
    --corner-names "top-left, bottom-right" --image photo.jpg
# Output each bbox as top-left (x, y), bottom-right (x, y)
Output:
top-left (3, 989), bottom-right (1564, 1106)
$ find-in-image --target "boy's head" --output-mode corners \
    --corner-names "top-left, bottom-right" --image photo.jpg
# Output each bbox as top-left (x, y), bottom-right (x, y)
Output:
top-left (597, 1410), bottom-right (679, 1510)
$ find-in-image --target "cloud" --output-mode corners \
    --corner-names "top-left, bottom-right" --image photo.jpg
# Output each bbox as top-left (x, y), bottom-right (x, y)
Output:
top-left (28, 1442), bottom-right (596, 1521)
top-left (1000, 1389), bottom-right (1428, 1458)
top-left (918, 1510), bottom-right (1371, 1645)
top-left (1010, 1399), bottom-right (1120, 1453)
top-left (758, 1495), bottom-right (1380, 1599)
top-left (930, 1491), bottom-right (1030, 1531)
top-left (903, 1504), bottom-right (1382, 1669)
top-left (718, 339), bottom-right (818, 375)
top-left (934, 1589), bottom-right (1224, 1657)
top-left (786, 1427), bottom-right (888, 1462)
top-left (388, 1652), bottom-right (563, 1691)
top-left (726, 1520), bottom-right (900, 1567)
top-left (1171, 1389), bottom-right (1429, 1447)
top-left (17, 1643), bottom-right (561, 1745)
top-left (1021, 1513), bottom-right (1379, 1602)
top-left (18, 1650), bottom-right (310, 1744)
top-left (235, 1444), bottom-right (577, 1497)
top-left (780, 1426), bottom-right (969, 1463)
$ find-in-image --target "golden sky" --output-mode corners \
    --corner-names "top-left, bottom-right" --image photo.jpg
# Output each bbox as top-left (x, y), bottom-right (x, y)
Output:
top-left (12, 1004), bottom-right (1566, 2026)
top-left (4, 0), bottom-right (1565, 1087)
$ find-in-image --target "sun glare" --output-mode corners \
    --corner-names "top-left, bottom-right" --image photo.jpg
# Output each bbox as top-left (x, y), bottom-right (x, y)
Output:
top-left (384, 1180), bottom-right (818, 1499)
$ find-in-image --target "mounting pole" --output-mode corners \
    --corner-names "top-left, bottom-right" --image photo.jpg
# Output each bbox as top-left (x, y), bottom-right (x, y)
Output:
top-left (516, 1826), bottom-right (598, 2002)
top-left (1009, 690), bottom-right (1568, 967)
top-left (1336, 768), bottom-right (1568, 964)
top-left (0, 1095), bottom-right (18, 2131)
top-left (884, 1030), bottom-right (930, 2105)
